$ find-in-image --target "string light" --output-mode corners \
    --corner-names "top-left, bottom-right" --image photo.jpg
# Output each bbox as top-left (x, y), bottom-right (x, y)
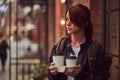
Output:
top-left (60, 19), bottom-right (65, 25)
top-left (60, 0), bottom-right (66, 4)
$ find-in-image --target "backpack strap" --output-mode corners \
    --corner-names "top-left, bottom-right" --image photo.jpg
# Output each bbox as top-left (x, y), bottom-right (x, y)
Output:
top-left (56, 37), bottom-right (67, 54)
top-left (88, 41), bottom-right (101, 73)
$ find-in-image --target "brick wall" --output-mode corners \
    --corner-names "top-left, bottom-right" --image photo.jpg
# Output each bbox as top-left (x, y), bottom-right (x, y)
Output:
top-left (47, 0), bottom-right (55, 59)
top-left (72, 0), bottom-right (90, 7)
top-left (55, 0), bottom-right (66, 42)
top-left (90, 0), bottom-right (103, 43)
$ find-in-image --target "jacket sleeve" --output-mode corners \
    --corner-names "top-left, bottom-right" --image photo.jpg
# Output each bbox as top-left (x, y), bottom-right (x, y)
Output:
top-left (92, 46), bottom-right (106, 80)
top-left (48, 44), bottom-right (67, 80)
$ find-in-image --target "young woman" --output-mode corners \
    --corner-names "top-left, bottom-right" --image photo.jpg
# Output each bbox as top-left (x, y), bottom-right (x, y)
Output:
top-left (48, 4), bottom-right (106, 80)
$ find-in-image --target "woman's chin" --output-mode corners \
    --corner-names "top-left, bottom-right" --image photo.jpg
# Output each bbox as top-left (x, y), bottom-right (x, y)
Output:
top-left (67, 31), bottom-right (72, 34)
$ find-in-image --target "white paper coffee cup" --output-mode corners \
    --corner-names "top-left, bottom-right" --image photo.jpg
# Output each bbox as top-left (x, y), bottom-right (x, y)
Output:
top-left (66, 57), bottom-right (77, 67)
top-left (57, 66), bottom-right (66, 72)
top-left (53, 55), bottom-right (64, 67)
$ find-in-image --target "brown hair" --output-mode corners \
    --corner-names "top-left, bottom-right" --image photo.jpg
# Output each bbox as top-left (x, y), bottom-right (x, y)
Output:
top-left (66, 4), bottom-right (93, 40)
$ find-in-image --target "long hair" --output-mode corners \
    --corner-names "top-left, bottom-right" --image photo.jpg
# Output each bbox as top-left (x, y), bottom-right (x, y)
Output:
top-left (65, 4), bottom-right (93, 41)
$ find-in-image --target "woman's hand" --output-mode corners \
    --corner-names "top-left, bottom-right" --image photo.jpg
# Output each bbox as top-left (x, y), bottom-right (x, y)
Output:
top-left (64, 64), bottom-right (81, 77)
top-left (49, 62), bottom-right (58, 75)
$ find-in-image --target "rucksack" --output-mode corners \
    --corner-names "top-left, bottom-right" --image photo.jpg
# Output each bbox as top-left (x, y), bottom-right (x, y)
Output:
top-left (56, 37), bottom-right (112, 80)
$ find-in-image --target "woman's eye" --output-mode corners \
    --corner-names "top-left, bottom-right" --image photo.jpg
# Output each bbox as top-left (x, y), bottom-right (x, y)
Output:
top-left (65, 18), bottom-right (68, 21)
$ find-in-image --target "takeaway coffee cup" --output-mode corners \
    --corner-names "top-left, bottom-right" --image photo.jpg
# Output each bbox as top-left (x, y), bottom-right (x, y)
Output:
top-left (53, 55), bottom-right (64, 67)
top-left (57, 66), bottom-right (66, 72)
top-left (66, 56), bottom-right (77, 67)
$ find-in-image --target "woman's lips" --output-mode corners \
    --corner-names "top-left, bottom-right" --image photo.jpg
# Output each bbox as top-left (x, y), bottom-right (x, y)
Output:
top-left (67, 28), bottom-right (71, 31)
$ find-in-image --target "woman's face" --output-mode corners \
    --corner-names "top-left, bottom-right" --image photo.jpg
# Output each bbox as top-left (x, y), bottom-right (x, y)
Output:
top-left (65, 11), bottom-right (83, 34)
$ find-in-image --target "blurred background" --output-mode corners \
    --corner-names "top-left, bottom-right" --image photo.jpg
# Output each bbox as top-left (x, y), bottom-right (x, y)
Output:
top-left (0, 0), bottom-right (119, 80)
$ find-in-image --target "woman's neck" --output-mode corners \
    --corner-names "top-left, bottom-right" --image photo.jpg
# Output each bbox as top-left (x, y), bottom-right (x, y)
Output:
top-left (70, 33), bottom-right (86, 47)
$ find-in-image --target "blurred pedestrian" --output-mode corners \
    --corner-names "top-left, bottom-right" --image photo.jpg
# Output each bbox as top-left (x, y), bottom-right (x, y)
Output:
top-left (0, 32), bottom-right (9, 71)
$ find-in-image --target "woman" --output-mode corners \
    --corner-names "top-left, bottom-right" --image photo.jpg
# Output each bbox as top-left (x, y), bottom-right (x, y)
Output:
top-left (48, 4), bottom-right (105, 80)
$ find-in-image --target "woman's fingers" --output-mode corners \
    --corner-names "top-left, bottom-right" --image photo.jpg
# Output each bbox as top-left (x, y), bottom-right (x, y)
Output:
top-left (76, 64), bottom-right (81, 68)
top-left (49, 62), bottom-right (58, 75)
top-left (64, 64), bottom-right (82, 77)
top-left (50, 62), bottom-right (55, 66)
top-left (50, 67), bottom-right (57, 75)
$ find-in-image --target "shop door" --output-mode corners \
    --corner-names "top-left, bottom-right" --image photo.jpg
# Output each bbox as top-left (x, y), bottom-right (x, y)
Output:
top-left (105, 0), bottom-right (120, 80)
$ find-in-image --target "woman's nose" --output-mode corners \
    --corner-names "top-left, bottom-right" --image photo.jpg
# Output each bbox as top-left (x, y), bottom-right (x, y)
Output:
top-left (66, 20), bottom-right (71, 26)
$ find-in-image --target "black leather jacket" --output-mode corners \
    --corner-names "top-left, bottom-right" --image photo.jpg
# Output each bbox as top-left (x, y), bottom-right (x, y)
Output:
top-left (48, 40), bottom-right (105, 80)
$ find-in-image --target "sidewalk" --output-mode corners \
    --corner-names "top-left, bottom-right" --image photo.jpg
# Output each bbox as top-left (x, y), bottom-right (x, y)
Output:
top-left (0, 69), bottom-right (9, 80)
top-left (0, 57), bottom-right (16, 80)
